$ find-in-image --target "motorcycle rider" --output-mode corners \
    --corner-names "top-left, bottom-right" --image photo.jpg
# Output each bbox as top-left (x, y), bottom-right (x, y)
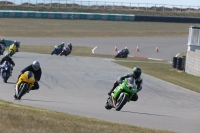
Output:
top-left (12, 40), bottom-right (20, 52)
top-left (16, 61), bottom-right (42, 93)
top-left (124, 47), bottom-right (130, 56)
top-left (0, 53), bottom-right (15, 75)
top-left (68, 42), bottom-right (72, 51)
top-left (51, 42), bottom-right (65, 55)
top-left (117, 47), bottom-right (129, 58)
top-left (61, 42), bottom-right (72, 56)
top-left (0, 39), bottom-right (7, 47)
top-left (60, 42), bottom-right (65, 49)
top-left (108, 67), bottom-right (143, 101)
top-left (0, 39), bottom-right (7, 55)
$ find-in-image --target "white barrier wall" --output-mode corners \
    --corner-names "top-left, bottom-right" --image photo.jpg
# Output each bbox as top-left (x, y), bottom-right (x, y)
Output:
top-left (185, 50), bottom-right (200, 76)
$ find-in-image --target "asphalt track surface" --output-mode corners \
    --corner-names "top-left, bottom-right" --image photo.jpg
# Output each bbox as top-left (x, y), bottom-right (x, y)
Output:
top-left (2, 37), bottom-right (188, 60)
top-left (0, 37), bottom-right (200, 133)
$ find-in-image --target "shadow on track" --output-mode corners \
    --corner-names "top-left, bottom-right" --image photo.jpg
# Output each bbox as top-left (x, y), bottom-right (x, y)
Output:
top-left (20, 99), bottom-right (72, 104)
top-left (6, 82), bottom-right (16, 84)
top-left (121, 110), bottom-right (176, 118)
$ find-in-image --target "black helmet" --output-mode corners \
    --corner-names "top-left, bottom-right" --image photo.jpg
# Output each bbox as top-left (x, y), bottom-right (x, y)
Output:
top-left (132, 67), bottom-right (142, 78)
top-left (1, 39), bottom-right (4, 42)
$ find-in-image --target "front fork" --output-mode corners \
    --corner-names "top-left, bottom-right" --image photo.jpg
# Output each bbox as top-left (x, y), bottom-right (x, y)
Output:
top-left (111, 86), bottom-right (122, 107)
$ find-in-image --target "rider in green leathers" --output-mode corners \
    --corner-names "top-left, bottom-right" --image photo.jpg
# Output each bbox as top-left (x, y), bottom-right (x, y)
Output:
top-left (108, 67), bottom-right (143, 101)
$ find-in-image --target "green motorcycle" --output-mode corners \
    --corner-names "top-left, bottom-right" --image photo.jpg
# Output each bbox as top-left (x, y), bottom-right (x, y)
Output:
top-left (105, 78), bottom-right (137, 111)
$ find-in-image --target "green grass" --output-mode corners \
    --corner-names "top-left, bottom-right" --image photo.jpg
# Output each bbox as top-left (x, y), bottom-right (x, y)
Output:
top-left (0, 100), bottom-right (174, 133)
top-left (0, 18), bottom-right (200, 37)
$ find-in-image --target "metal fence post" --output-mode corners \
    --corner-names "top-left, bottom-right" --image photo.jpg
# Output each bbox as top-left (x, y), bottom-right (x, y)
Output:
top-left (43, 0), bottom-right (45, 6)
top-left (155, 4), bottom-right (156, 11)
top-left (180, 5), bottom-right (182, 12)
top-left (96, 1), bottom-right (97, 9)
top-left (28, 0), bottom-right (30, 6)
top-left (81, 1), bottom-right (82, 8)
top-left (146, 3), bottom-right (148, 11)
top-left (113, 2), bottom-right (114, 9)
top-left (73, 0), bottom-right (74, 8)
top-left (58, 0), bottom-right (59, 7)
top-left (88, 1), bottom-right (90, 8)
top-left (104, 1), bottom-right (106, 9)
top-left (65, 0), bottom-right (67, 7)
top-left (189, 6), bottom-right (190, 13)
top-left (163, 4), bottom-right (164, 11)
top-left (121, 2), bottom-right (122, 9)
top-left (50, 0), bottom-right (52, 7)
top-left (129, 3), bottom-right (131, 10)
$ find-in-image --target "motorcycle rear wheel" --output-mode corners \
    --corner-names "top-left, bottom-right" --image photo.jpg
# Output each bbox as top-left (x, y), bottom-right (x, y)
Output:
top-left (105, 97), bottom-right (112, 110)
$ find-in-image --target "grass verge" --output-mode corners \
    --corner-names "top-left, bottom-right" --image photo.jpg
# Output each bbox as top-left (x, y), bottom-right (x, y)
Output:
top-left (0, 100), bottom-right (174, 133)
top-left (1, 18), bottom-right (200, 37)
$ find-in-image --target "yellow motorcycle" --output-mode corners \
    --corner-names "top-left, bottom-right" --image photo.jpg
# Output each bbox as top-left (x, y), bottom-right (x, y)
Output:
top-left (8, 44), bottom-right (17, 57)
top-left (14, 71), bottom-right (35, 100)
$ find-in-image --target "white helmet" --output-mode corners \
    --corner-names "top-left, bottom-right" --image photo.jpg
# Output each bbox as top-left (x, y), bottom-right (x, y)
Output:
top-left (4, 53), bottom-right (10, 57)
top-left (32, 61), bottom-right (40, 70)
top-left (125, 47), bottom-right (128, 49)
top-left (60, 42), bottom-right (65, 47)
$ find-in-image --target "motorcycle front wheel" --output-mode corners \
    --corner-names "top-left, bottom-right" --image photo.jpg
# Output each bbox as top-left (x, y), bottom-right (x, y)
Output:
top-left (16, 83), bottom-right (29, 100)
top-left (115, 93), bottom-right (129, 111)
top-left (2, 71), bottom-right (8, 83)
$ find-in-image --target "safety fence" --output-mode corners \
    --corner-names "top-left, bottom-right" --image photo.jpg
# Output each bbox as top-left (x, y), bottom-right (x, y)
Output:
top-left (0, 0), bottom-right (200, 13)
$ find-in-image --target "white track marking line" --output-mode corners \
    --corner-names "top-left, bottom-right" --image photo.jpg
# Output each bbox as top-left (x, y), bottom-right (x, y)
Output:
top-left (92, 46), bottom-right (97, 54)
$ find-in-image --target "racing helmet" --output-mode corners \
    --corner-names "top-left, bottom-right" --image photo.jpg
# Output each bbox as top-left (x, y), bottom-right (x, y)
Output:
top-left (13, 40), bottom-right (18, 45)
top-left (125, 47), bottom-right (128, 49)
top-left (32, 61), bottom-right (40, 70)
top-left (4, 53), bottom-right (10, 57)
top-left (132, 67), bottom-right (142, 78)
top-left (61, 42), bottom-right (65, 47)
top-left (68, 42), bottom-right (72, 46)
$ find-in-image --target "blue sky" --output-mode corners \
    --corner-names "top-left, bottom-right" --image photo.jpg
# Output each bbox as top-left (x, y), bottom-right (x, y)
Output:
top-left (11, 0), bottom-right (200, 7)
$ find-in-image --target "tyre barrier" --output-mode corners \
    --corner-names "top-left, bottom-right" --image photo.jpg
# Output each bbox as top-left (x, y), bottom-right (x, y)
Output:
top-left (135, 15), bottom-right (200, 23)
top-left (182, 56), bottom-right (186, 71)
top-left (172, 57), bottom-right (177, 68)
top-left (176, 57), bottom-right (183, 70)
top-left (0, 10), bottom-right (135, 21)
